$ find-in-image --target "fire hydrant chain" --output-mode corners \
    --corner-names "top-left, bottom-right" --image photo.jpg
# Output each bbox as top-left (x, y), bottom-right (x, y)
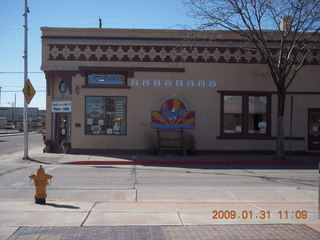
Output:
top-left (29, 165), bottom-right (53, 204)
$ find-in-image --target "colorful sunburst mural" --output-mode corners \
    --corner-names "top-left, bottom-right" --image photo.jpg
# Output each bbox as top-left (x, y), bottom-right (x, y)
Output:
top-left (151, 99), bottom-right (195, 129)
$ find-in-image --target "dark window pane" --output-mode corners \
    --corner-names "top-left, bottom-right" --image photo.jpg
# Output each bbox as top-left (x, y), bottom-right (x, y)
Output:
top-left (309, 111), bottom-right (320, 136)
top-left (85, 97), bottom-right (106, 135)
top-left (105, 97), bottom-right (127, 135)
top-left (224, 96), bottom-right (242, 133)
top-left (248, 96), bottom-right (267, 134)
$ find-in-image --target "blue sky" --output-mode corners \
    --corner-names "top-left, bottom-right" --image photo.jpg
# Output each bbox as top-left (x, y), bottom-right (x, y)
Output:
top-left (0, 0), bottom-right (193, 110)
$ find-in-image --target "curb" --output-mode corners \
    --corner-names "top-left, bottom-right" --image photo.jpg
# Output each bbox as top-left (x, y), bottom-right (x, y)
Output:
top-left (65, 160), bottom-right (303, 165)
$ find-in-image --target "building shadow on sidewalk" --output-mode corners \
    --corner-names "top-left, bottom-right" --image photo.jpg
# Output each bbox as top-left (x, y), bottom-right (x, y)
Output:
top-left (71, 153), bottom-right (320, 170)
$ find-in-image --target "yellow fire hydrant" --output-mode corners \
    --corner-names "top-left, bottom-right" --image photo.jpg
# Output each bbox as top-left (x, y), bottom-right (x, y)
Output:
top-left (29, 165), bottom-right (53, 204)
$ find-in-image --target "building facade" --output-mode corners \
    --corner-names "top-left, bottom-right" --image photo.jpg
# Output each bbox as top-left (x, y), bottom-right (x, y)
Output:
top-left (41, 27), bottom-right (320, 154)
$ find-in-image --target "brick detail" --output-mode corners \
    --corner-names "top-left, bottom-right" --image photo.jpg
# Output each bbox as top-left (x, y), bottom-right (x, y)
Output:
top-left (48, 44), bottom-right (320, 65)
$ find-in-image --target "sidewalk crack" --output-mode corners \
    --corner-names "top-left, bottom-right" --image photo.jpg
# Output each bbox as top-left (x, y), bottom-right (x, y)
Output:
top-left (80, 202), bottom-right (96, 226)
top-left (173, 204), bottom-right (184, 226)
top-left (177, 211), bottom-right (184, 226)
top-left (133, 165), bottom-right (138, 202)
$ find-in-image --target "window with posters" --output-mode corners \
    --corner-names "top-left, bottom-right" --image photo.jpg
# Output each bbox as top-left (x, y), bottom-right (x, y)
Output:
top-left (85, 96), bottom-right (127, 135)
top-left (221, 92), bottom-right (271, 137)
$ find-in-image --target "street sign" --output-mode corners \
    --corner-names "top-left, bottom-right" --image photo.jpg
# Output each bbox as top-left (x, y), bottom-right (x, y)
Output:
top-left (22, 79), bottom-right (36, 104)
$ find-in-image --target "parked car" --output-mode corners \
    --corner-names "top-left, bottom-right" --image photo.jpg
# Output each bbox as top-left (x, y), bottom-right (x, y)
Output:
top-left (5, 122), bottom-right (15, 129)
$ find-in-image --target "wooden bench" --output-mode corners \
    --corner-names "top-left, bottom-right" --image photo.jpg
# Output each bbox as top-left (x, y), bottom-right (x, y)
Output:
top-left (156, 128), bottom-right (186, 156)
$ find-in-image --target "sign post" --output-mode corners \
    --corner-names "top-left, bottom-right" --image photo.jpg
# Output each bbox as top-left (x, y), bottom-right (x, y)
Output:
top-left (22, 78), bottom-right (36, 160)
top-left (23, 0), bottom-right (29, 159)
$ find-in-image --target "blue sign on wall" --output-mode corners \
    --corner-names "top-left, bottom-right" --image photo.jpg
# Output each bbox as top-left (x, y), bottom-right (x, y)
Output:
top-left (88, 74), bottom-right (125, 85)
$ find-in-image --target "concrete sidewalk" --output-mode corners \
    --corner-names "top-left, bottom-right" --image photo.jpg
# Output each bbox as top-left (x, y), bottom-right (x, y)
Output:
top-left (1, 200), bottom-right (320, 239)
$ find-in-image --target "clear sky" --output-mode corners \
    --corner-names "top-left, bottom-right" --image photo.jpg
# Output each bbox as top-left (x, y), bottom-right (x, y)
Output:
top-left (0, 0), bottom-right (194, 110)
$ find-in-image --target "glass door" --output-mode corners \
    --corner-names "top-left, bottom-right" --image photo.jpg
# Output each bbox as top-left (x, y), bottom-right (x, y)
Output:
top-left (54, 113), bottom-right (70, 152)
top-left (308, 109), bottom-right (320, 151)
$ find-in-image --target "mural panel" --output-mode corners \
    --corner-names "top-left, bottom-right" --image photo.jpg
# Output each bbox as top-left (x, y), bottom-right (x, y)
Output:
top-left (151, 99), bottom-right (195, 129)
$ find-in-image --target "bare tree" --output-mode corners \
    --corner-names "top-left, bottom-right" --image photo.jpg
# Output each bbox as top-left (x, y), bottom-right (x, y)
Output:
top-left (184, 0), bottom-right (320, 159)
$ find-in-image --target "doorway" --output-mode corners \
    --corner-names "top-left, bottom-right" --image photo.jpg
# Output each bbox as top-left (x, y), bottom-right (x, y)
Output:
top-left (308, 109), bottom-right (320, 151)
top-left (54, 113), bottom-right (70, 153)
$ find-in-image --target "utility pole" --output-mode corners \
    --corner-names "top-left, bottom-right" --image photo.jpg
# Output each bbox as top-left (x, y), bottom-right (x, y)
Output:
top-left (99, 17), bottom-right (102, 28)
top-left (23, 0), bottom-right (29, 159)
top-left (14, 93), bottom-right (16, 122)
top-left (0, 87), bottom-right (2, 107)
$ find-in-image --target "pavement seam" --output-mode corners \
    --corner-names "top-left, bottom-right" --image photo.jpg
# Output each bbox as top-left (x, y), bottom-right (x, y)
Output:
top-left (177, 211), bottom-right (185, 226)
top-left (172, 203), bottom-right (185, 226)
top-left (80, 202), bottom-right (96, 227)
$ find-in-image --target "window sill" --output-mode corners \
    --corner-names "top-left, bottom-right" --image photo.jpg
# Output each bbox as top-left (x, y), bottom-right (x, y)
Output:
top-left (217, 135), bottom-right (304, 140)
top-left (82, 84), bottom-right (131, 89)
top-left (85, 133), bottom-right (127, 136)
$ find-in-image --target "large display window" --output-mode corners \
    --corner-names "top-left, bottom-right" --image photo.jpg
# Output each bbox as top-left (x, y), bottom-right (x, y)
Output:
top-left (85, 96), bottom-right (127, 135)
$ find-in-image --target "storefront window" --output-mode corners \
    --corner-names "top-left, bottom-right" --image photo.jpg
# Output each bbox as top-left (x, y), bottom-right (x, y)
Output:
top-left (223, 96), bottom-right (243, 133)
top-left (221, 93), bottom-right (270, 137)
top-left (85, 96), bottom-right (127, 135)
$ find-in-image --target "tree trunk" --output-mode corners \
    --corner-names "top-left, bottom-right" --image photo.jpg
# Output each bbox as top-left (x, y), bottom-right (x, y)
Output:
top-left (276, 89), bottom-right (286, 160)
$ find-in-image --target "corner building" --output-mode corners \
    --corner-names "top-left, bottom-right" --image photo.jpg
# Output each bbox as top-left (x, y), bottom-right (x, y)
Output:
top-left (41, 28), bottom-right (320, 154)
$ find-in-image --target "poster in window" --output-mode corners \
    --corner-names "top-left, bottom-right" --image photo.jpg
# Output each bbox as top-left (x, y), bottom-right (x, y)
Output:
top-left (85, 96), bottom-right (127, 135)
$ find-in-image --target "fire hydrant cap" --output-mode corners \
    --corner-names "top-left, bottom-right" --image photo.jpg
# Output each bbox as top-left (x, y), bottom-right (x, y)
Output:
top-left (29, 165), bottom-right (53, 181)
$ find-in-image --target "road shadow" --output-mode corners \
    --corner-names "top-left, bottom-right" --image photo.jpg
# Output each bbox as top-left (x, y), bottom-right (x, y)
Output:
top-left (28, 158), bottom-right (47, 164)
top-left (77, 153), bottom-right (320, 170)
top-left (45, 203), bottom-right (80, 209)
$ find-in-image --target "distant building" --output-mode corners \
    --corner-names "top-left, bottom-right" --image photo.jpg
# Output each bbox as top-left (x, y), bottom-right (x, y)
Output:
top-left (0, 117), bottom-right (5, 129)
top-left (0, 107), bottom-right (40, 123)
top-left (41, 27), bottom-right (320, 154)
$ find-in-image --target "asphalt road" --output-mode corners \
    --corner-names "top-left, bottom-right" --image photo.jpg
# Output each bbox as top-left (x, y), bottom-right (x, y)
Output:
top-left (0, 133), bottom-right (318, 203)
top-left (0, 133), bottom-right (43, 157)
top-left (0, 133), bottom-right (319, 240)
top-left (0, 163), bottom-right (317, 202)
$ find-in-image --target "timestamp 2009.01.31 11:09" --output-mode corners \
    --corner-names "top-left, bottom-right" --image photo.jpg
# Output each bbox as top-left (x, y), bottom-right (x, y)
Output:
top-left (212, 210), bottom-right (308, 220)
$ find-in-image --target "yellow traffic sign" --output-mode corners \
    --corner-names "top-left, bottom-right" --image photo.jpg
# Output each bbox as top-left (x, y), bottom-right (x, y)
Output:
top-left (22, 79), bottom-right (36, 104)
